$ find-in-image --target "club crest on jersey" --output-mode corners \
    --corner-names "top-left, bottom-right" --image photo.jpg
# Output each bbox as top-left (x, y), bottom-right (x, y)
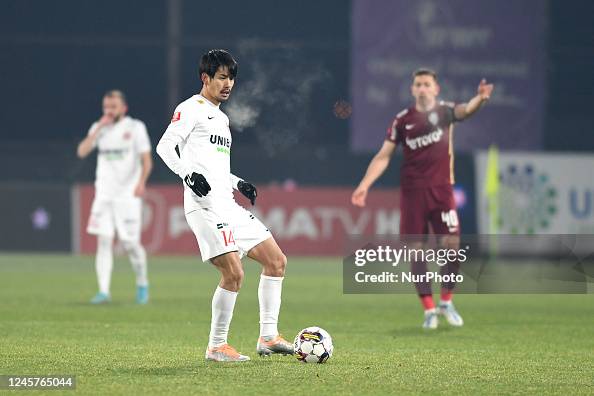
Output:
top-left (123, 131), bottom-right (132, 140)
top-left (171, 112), bottom-right (181, 123)
top-left (405, 128), bottom-right (443, 150)
top-left (429, 112), bottom-right (439, 126)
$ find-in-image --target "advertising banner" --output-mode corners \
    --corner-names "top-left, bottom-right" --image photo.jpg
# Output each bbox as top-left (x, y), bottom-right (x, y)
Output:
top-left (475, 152), bottom-right (594, 235)
top-left (74, 185), bottom-right (402, 256)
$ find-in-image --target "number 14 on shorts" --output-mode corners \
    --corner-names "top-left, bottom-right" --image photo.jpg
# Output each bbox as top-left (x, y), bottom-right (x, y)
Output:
top-left (221, 230), bottom-right (235, 246)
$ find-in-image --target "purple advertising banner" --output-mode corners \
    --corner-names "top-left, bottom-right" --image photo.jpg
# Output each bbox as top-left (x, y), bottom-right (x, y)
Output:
top-left (351, 0), bottom-right (546, 153)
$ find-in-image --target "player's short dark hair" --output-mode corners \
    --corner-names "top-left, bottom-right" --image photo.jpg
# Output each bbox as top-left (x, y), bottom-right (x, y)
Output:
top-left (103, 89), bottom-right (127, 104)
top-left (412, 68), bottom-right (438, 82)
top-left (199, 49), bottom-right (238, 80)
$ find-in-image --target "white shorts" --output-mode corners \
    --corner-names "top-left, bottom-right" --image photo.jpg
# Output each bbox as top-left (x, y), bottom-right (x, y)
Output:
top-left (86, 197), bottom-right (142, 242)
top-left (185, 202), bottom-right (272, 262)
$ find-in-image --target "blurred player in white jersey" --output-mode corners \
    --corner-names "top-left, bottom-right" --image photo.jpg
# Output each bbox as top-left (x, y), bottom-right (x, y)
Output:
top-left (156, 49), bottom-right (293, 362)
top-left (77, 90), bottom-right (153, 305)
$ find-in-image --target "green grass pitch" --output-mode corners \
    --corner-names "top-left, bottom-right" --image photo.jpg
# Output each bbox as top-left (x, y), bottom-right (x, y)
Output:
top-left (1, 254), bottom-right (593, 395)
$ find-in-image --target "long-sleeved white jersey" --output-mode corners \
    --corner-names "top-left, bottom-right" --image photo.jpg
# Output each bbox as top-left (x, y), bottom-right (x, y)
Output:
top-left (156, 94), bottom-right (241, 212)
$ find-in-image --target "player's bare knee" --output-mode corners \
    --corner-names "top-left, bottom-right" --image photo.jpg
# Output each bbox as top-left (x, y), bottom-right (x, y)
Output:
top-left (223, 268), bottom-right (244, 290)
top-left (440, 235), bottom-right (460, 250)
top-left (267, 253), bottom-right (287, 277)
top-left (121, 241), bottom-right (133, 254)
top-left (122, 240), bottom-right (142, 256)
top-left (409, 241), bottom-right (424, 250)
top-left (279, 253), bottom-right (288, 273)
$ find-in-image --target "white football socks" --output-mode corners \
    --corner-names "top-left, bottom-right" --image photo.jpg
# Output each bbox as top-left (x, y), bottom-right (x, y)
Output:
top-left (123, 241), bottom-right (148, 287)
top-left (96, 235), bottom-right (113, 295)
top-left (258, 274), bottom-right (284, 337)
top-left (209, 286), bottom-right (238, 348)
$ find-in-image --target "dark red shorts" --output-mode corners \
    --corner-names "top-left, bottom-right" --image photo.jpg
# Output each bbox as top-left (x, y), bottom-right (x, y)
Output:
top-left (399, 185), bottom-right (460, 235)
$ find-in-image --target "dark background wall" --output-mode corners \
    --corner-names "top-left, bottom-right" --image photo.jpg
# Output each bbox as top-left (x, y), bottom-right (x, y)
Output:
top-left (0, 0), bottom-right (592, 186)
top-left (544, 1), bottom-right (594, 151)
top-left (0, 0), bottom-right (349, 149)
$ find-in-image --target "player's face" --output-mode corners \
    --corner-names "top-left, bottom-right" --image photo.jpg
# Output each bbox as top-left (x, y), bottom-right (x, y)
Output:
top-left (411, 75), bottom-right (440, 107)
top-left (102, 96), bottom-right (127, 122)
top-left (203, 66), bottom-right (235, 103)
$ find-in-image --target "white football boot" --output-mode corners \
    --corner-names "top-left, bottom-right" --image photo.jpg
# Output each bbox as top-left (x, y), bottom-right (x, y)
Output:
top-left (422, 309), bottom-right (439, 329)
top-left (205, 344), bottom-right (250, 362)
top-left (256, 335), bottom-right (294, 356)
top-left (439, 301), bottom-right (464, 327)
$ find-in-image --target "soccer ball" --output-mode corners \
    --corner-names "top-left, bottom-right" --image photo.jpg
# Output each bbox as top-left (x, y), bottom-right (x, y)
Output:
top-left (294, 327), bottom-right (333, 363)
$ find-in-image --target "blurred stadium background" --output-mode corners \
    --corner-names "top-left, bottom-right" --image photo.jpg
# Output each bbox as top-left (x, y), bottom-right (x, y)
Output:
top-left (0, 0), bottom-right (593, 254)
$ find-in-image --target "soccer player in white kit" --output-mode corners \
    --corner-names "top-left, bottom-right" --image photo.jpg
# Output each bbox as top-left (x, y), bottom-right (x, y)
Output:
top-left (77, 90), bottom-right (153, 305)
top-left (156, 49), bottom-right (293, 362)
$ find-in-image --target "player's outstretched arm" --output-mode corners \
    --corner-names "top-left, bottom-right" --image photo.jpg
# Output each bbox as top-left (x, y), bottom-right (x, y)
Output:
top-left (454, 79), bottom-right (494, 121)
top-left (351, 140), bottom-right (397, 207)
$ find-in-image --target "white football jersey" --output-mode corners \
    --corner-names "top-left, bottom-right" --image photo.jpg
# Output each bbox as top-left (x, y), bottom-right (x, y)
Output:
top-left (156, 94), bottom-right (240, 212)
top-left (89, 116), bottom-right (151, 199)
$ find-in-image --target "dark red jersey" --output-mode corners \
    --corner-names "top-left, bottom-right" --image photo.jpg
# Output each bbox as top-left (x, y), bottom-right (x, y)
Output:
top-left (386, 101), bottom-right (460, 189)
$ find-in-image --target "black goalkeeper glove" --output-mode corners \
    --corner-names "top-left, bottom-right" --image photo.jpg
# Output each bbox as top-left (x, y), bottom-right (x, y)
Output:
top-left (184, 172), bottom-right (211, 197)
top-left (237, 180), bottom-right (257, 205)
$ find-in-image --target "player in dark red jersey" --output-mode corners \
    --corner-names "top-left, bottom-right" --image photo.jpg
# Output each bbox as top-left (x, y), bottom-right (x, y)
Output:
top-left (352, 68), bottom-right (494, 329)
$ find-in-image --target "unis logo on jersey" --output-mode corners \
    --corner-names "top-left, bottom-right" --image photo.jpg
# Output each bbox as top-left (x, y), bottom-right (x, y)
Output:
top-left (209, 135), bottom-right (231, 148)
top-left (405, 129), bottom-right (443, 150)
top-left (209, 134), bottom-right (231, 155)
